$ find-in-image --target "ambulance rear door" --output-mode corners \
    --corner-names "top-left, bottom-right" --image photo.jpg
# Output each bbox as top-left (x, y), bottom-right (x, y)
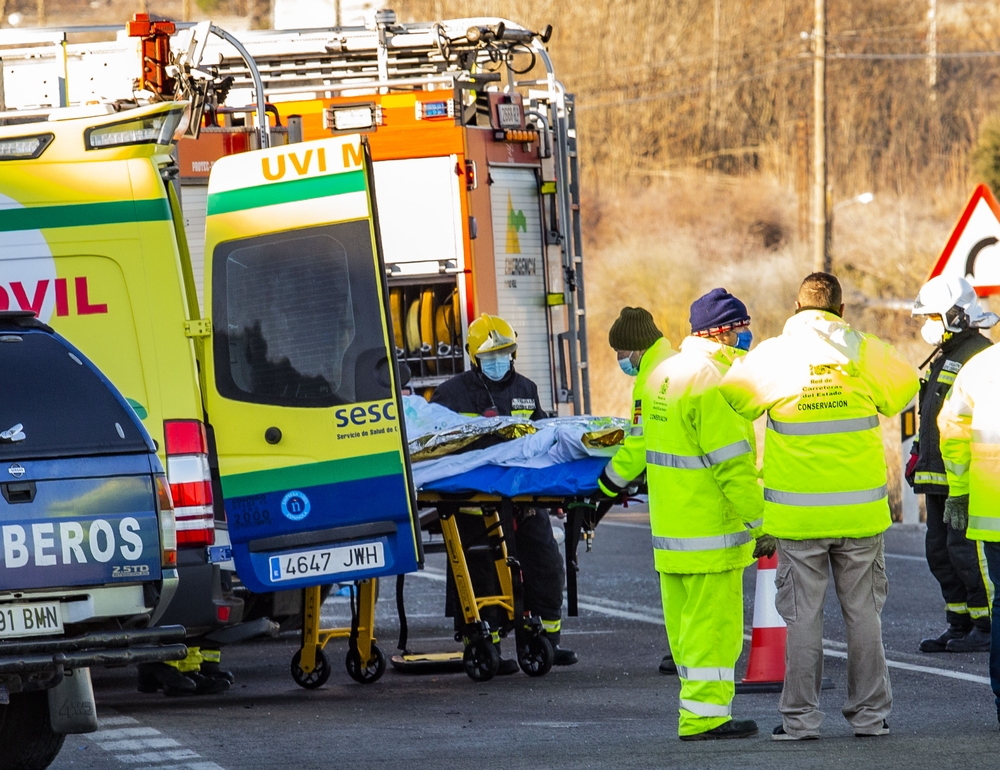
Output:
top-left (201, 135), bottom-right (419, 593)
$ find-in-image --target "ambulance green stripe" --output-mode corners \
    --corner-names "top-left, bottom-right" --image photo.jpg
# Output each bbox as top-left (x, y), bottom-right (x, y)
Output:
top-left (220, 452), bottom-right (402, 499)
top-left (0, 198), bottom-right (171, 232)
top-left (207, 170), bottom-right (367, 216)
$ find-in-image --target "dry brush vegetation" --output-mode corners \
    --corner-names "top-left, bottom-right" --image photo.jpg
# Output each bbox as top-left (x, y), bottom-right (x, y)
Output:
top-left (397, 0), bottom-right (1000, 517)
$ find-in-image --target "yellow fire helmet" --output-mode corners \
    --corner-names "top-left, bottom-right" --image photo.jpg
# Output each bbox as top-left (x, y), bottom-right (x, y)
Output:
top-left (467, 313), bottom-right (518, 365)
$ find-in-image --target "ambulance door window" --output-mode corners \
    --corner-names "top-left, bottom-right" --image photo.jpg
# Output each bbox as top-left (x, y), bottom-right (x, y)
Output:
top-left (212, 220), bottom-right (390, 408)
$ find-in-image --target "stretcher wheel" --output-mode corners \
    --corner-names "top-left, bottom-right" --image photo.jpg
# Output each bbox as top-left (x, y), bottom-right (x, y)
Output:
top-left (290, 648), bottom-right (331, 689)
top-left (346, 644), bottom-right (387, 684)
top-left (518, 634), bottom-right (554, 677)
top-left (463, 640), bottom-right (500, 682)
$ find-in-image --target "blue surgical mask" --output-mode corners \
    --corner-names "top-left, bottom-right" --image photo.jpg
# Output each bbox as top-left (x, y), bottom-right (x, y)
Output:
top-left (734, 330), bottom-right (753, 351)
top-left (480, 354), bottom-right (512, 381)
top-left (618, 356), bottom-right (639, 377)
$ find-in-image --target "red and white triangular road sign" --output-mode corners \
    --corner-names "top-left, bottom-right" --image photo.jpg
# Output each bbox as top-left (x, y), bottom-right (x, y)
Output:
top-left (929, 184), bottom-right (1000, 296)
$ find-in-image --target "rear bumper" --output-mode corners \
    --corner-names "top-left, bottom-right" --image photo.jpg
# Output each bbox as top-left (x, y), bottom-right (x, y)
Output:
top-left (0, 625), bottom-right (187, 692)
top-left (156, 548), bottom-right (244, 637)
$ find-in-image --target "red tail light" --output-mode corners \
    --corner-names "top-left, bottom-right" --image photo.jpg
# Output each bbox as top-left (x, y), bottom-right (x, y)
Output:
top-left (164, 419), bottom-right (215, 548)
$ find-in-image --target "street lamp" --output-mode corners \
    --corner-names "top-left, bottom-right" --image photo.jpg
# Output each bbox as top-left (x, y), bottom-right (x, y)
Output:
top-left (834, 191), bottom-right (874, 212)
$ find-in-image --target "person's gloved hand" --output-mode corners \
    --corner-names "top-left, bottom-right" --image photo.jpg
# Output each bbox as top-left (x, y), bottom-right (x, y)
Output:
top-left (753, 534), bottom-right (777, 559)
top-left (904, 443), bottom-right (919, 488)
top-left (943, 494), bottom-right (970, 530)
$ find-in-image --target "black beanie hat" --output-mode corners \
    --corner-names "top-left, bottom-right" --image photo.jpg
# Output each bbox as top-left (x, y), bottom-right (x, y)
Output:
top-left (690, 288), bottom-right (750, 336)
top-left (608, 307), bottom-right (663, 350)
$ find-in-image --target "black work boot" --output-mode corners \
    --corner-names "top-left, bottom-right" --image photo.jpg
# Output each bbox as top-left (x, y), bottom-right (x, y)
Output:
top-left (494, 644), bottom-right (520, 675)
top-left (680, 719), bottom-right (758, 741)
top-left (659, 653), bottom-right (678, 675)
top-left (188, 671), bottom-right (231, 695)
top-left (946, 626), bottom-right (991, 652)
top-left (200, 661), bottom-right (236, 685)
top-left (919, 624), bottom-right (971, 653)
top-left (137, 662), bottom-right (197, 696)
top-left (552, 646), bottom-right (578, 666)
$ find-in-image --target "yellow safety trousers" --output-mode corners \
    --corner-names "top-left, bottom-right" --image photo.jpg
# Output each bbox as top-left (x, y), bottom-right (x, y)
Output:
top-left (660, 568), bottom-right (744, 736)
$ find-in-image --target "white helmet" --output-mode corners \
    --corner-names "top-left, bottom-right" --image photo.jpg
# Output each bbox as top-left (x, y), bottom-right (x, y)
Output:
top-left (912, 275), bottom-right (999, 332)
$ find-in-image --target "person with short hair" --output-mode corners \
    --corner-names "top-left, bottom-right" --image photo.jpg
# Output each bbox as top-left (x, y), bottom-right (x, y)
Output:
top-left (720, 272), bottom-right (919, 740)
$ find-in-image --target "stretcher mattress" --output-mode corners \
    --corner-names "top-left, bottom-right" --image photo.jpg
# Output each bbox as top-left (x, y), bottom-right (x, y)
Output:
top-left (418, 456), bottom-right (607, 497)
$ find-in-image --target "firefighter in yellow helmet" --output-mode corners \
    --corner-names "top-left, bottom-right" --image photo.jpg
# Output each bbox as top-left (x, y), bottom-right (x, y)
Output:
top-left (720, 273), bottom-right (919, 740)
top-left (432, 314), bottom-right (577, 672)
top-left (595, 307), bottom-right (677, 674)
top-left (643, 288), bottom-right (763, 740)
top-left (938, 330), bottom-right (1000, 724)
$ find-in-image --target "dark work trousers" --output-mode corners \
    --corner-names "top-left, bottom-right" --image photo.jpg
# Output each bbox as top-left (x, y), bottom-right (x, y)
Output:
top-left (982, 542), bottom-right (1000, 711)
top-left (445, 506), bottom-right (565, 646)
top-left (925, 494), bottom-right (991, 631)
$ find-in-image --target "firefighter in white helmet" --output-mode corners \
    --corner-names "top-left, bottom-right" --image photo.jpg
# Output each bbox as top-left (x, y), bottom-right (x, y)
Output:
top-left (909, 275), bottom-right (997, 654)
top-left (937, 315), bottom-right (1000, 724)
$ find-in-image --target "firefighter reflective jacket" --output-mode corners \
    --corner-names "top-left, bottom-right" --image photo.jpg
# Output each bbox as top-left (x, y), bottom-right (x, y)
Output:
top-left (914, 330), bottom-right (992, 495)
top-left (643, 336), bottom-right (762, 574)
top-left (938, 343), bottom-right (1000, 542)
top-left (720, 310), bottom-right (919, 540)
top-left (598, 337), bottom-right (675, 495)
top-left (431, 367), bottom-right (547, 419)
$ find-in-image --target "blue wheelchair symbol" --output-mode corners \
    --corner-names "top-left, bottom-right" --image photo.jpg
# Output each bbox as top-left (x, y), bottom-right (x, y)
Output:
top-left (281, 491), bottom-right (311, 521)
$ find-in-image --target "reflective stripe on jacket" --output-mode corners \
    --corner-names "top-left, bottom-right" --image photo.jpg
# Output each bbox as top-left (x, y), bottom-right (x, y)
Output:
top-left (599, 337), bottom-right (675, 494)
top-left (719, 310), bottom-right (919, 540)
top-left (938, 344), bottom-right (1000, 542)
top-left (643, 336), bottom-right (762, 574)
top-left (913, 330), bottom-right (992, 496)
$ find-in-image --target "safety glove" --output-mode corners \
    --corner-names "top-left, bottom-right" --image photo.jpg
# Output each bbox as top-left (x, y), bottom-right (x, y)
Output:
top-left (943, 494), bottom-right (970, 531)
top-left (753, 534), bottom-right (777, 559)
top-left (904, 442), bottom-right (919, 488)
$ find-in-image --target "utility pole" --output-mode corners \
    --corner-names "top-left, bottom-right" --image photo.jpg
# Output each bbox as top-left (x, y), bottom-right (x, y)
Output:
top-left (927, 0), bottom-right (937, 100)
top-left (710, 0), bottom-right (721, 131)
top-left (812, 0), bottom-right (830, 273)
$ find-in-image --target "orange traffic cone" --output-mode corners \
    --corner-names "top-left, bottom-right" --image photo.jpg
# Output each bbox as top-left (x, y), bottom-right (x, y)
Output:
top-left (735, 554), bottom-right (786, 693)
top-left (735, 553), bottom-right (835, 694)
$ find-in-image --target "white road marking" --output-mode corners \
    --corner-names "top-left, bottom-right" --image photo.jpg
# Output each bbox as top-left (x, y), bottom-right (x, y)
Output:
top-left (575, 594), bottom-right (991, 687)
top-left (884, 552), bottom-right (926, 562)
top-left (599, 521), bottom-right (650, 530)
top-left (86, 711), bottom-right (226, 769)
top-left (411, 568), bottom-right (447, 582)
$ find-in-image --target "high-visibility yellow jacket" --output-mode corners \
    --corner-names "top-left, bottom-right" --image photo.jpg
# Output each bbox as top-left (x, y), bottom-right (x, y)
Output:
top-left (643, 336), bottom-right (763, 574)
top-left (598, 337), bottom-right (675, 495)
top-left (938, 343), bottom-right (1000, 542)
top-left (719, 310), bottom-right (919, 540)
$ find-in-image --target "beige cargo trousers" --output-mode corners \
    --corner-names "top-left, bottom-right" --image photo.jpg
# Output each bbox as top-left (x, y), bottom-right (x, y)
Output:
top-left (774, 534), bottom-right (892, 737)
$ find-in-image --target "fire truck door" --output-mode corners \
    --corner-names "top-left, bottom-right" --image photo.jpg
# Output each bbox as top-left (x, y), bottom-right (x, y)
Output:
top-left (489, 166), bottom-right (554, 413)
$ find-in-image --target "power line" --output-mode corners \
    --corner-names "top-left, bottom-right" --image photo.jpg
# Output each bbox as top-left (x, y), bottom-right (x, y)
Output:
top-left (830, 51), bottom-right (1000, 60)
top-left (578, 59), bottom-right (812, 111)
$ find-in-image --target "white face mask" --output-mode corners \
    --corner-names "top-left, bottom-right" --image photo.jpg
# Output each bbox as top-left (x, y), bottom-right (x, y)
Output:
top-left (921, 318), bottom-right (947, 346)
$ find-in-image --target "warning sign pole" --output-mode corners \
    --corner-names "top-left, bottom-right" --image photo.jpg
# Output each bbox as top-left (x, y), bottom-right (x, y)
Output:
top-left (900, 399), bottom-right (919, 525)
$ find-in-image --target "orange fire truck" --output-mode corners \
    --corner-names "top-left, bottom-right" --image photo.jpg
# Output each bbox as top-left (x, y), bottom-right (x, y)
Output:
top-left (0, 11), bottom-right (590, 413)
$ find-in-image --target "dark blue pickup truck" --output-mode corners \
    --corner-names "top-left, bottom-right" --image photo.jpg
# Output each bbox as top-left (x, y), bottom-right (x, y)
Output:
top-left (0, 311), bottom-right (186, 769)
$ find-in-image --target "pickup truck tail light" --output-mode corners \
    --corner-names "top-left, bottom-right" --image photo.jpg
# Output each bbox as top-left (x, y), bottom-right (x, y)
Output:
top-left (164, 420), bottom-right (215, 548)
top-left (155, 474), bottom-right (177, 567)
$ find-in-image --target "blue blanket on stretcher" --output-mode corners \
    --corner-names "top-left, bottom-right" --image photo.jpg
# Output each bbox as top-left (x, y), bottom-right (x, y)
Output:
top-left (419, 456), bottom-right (606, 497)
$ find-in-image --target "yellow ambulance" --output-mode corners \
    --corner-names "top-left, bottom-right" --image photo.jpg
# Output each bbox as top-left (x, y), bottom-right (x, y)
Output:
top-left (0, 101), bottom-right (420, 641)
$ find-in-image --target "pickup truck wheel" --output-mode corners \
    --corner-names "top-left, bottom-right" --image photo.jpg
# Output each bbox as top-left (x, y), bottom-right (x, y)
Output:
top-left (0, 691), bottom-right (66, 770)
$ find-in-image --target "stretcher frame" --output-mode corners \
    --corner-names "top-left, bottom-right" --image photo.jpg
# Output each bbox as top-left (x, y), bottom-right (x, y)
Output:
top-left (391, 491), bottom-right (599, 681)
top-left (290, 579), bottom-right (385, 688)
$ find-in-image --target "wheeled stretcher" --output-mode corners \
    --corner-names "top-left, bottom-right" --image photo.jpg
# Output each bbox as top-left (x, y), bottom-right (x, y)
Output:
top-left (391, 457), bottom-right (613, 681)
